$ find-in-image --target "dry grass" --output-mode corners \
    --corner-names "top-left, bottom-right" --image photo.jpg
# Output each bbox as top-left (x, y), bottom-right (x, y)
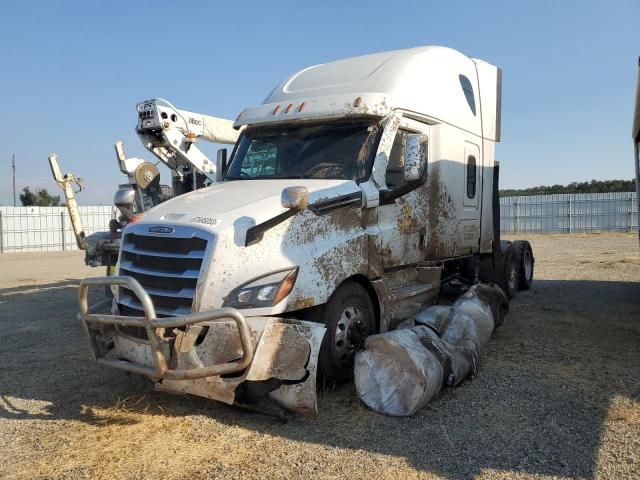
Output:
top-left (607, 397), bottom-right (640, 426)
top-left (7, 391), bottom-right (415, 480)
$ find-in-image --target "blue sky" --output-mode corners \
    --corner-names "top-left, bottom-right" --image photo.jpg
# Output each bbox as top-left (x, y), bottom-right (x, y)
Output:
top-left (0, 1), bottom-right (637, 205)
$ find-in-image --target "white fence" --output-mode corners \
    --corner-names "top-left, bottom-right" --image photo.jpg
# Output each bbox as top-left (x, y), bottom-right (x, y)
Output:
top-left (0, 206), bottom-right (115, 253)
top-left (0, 193), bottom-right (638, 253)
top-left (500, 192), bottom-right (638, 233)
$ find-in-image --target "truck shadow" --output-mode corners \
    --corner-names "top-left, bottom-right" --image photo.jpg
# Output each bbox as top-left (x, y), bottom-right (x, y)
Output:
top-left (0, 278), bottom-right (638, 478)
top-left (222, 277), bottom-right (640, 478)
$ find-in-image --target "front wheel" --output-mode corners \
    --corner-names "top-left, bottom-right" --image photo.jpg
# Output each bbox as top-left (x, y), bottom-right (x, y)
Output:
top-left (317, 281), bottom-right (376, 384)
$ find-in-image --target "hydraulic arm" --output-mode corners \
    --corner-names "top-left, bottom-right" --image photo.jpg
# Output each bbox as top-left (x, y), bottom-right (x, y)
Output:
top-left (134, 98), bottom-right (239, 195)
top-left (48, 99), bottom-right (240, 267)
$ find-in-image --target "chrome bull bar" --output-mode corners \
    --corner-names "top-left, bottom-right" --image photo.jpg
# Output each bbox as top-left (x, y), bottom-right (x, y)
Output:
top-left (77, 275), bottom-right (254, 380)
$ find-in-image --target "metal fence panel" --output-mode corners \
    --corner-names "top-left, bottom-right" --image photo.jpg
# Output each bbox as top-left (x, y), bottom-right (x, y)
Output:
top-left (0, 206), bottom-right (115, 253)
top-left (0, 193), bottom-right (637, 253)
top-left (500, 192), bottom-right (638, 233)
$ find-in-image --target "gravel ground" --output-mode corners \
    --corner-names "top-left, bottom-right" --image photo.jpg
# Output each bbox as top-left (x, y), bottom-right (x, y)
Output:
top-left (0, 234), bottom-right (638, 480)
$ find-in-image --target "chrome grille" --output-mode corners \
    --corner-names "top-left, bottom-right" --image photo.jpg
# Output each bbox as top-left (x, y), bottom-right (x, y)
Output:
top-left (117, 227), bottom-right (209, 318)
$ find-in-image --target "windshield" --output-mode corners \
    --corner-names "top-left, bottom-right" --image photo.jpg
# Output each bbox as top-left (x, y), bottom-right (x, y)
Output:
top-left (225, 120), bottom-right (381, 182)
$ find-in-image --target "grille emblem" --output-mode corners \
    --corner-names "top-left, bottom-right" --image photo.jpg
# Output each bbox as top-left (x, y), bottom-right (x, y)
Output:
top-left (148, 225), bottom-right (175, 234)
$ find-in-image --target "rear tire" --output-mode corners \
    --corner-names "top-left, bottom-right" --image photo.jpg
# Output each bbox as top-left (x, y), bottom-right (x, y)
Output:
top-left (513, 240), bottom-right (534, 290)
top-left (500, 242), bottom-right (519, 300)
top-left (317, 281), bottom-right (376, 384)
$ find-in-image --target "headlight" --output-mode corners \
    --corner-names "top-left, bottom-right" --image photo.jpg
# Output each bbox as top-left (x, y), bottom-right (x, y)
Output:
top-left (223, 268), bottom-right (298, 309)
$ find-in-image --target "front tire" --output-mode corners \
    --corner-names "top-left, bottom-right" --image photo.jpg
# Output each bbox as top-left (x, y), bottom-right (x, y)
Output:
top-left (317, 281), bottom-right (375, 384)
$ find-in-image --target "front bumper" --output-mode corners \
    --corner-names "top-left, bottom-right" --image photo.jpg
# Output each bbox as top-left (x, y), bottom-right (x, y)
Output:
top-left (78, 276), bottom-right (325, 415)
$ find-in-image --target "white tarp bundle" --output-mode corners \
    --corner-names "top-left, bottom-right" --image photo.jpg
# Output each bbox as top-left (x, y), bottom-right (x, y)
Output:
top-left (354, 283), bottom-right (508, 416)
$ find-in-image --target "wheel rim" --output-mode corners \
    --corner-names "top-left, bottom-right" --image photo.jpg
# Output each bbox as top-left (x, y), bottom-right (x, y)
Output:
top-left (523, 250), bottom-right (533, 280)
top-left (334, 304), bottom-right (367, 363)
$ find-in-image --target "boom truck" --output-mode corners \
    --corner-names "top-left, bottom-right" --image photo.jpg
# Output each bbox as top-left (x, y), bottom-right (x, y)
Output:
top-left (74, 46), bottom-right (534, 417)
top-left (49, 98), bottom-right (240, 269)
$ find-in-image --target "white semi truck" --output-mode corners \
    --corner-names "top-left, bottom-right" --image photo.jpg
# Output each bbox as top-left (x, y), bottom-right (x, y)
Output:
top-left (77, 46), bottom-right (534, 416)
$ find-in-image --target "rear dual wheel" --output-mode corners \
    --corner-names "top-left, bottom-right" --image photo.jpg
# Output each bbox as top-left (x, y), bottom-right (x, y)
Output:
top-left (500, 241), bottom-right (519, 299)
top-left (500, 240), bottom-right (534, 299)
top-left (513, 240), bottom-right (534, 290)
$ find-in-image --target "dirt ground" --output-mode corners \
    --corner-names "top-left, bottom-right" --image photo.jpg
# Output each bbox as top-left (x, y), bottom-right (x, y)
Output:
top-left (0, 234), bottom-right (639, 480)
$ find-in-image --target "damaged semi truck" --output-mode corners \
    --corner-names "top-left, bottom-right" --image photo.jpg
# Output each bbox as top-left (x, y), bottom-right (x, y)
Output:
top-left (78, 46), bottom-right (534, 416)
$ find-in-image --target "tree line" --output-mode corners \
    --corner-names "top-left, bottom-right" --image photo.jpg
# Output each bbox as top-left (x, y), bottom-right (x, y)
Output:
top-left (19, 187), bottom-right (62, 206)
top-left (499, 179), bottom-right (636, 197)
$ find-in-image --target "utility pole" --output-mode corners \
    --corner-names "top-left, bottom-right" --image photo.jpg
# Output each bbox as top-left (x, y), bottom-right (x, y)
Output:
top-left (12, 154), bottom-right (16, 207)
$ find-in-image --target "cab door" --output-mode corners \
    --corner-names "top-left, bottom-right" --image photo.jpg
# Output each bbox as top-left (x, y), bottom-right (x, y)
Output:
top-left (377, 117), bottom-right (430, 269)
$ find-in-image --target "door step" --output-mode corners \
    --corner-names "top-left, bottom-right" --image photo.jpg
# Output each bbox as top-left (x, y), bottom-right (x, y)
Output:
top-left (390, 282), bottom-right (434, 301)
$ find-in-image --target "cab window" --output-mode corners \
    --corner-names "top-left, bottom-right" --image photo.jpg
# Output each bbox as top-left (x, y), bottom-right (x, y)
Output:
top-left (459, 75), bottom-right (476, 116)
top-left (242, 141), bottom-right (277, 177)
top-left (466, 155), bottom-right (477, 198)
top-left (386, 129), bottom-right (412, 190)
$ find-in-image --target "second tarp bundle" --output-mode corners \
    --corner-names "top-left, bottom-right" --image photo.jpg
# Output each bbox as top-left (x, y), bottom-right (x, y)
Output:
top-left (354, 283), bottom-right (509, 416)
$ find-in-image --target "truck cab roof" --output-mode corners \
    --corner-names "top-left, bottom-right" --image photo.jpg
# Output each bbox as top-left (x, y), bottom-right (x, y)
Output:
top-left (236, 45), bottom-right (501, 141)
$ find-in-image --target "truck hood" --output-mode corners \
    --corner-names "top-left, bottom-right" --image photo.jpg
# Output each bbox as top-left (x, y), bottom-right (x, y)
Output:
top-left (136, 179), bottom-right (360, 231)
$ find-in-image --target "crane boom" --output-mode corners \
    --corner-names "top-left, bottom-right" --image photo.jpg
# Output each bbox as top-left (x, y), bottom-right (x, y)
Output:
top-left (48, 98), bottom-right (241, 268)
top-left (134, 98), bottom-right (239, 187)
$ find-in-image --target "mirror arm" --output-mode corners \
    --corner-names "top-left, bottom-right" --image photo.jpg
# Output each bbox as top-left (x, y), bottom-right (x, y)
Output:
top-left (378, 171), bottom-right (428, 205)
top-left (245, 207), bottom-right (300, 247)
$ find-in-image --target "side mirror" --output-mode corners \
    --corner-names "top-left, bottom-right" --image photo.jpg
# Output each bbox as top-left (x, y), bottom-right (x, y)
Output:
top-left (216, 148), bottom-right (228, 181)
top-left (404, 134), bottom-right (428, 182)
top-left (281, 186), bottom-right (309, 210)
